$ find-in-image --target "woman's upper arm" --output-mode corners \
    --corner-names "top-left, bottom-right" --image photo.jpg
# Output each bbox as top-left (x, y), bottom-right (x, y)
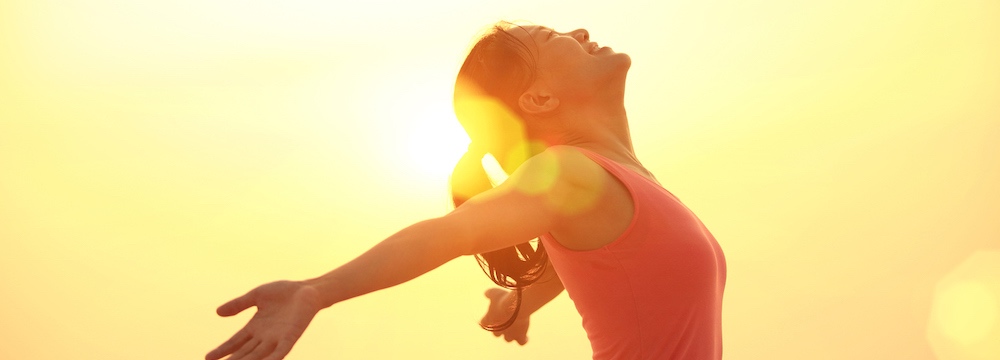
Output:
top-left (443, 147), bottom-right (606, 256)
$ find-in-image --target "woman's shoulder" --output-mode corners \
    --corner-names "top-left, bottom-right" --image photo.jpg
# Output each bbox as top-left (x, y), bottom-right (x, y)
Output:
top-left (499, 147), bottom-right (618, 222)
top-left (531, 146), bottom-right (637, 249)
top-left (527, 145), bottom-right (608, 189)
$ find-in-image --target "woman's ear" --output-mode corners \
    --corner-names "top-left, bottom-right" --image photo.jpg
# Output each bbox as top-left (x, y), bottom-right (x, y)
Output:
top-left (518, 91), bottom-right (560, 115)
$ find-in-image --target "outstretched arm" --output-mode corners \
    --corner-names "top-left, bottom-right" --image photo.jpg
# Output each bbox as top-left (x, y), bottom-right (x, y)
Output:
top-left (207, 147), bottom-right (606, 360)
top-left (206, 205), bottom-right (547, 360)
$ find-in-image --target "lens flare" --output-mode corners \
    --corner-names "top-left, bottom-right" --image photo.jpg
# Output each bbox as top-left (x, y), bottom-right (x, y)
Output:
top-left (927, 250), bottom-right (1000, 360)
top-left (510, 142), bottom-right (560, 195)
top-left (453, 81), bottom-right (529, 169)
top-left (546, 159), bottom-right (605, 216)
top-left (935, 280), bottom-right (998, 345)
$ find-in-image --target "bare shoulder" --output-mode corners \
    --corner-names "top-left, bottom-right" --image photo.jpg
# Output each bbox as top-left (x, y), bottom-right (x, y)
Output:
top-left (501, 146), bottom-right (613, 218)
top-left (503, 146), bottom-right (605, 192)
top-left (447, 145), bottom-right (627, 253)
top-left (443, 146), bottom-right (612, 255)
top-left (544, 145), bottom-right (606, 183)
top-left (513, 146), bottom-right (635, 250)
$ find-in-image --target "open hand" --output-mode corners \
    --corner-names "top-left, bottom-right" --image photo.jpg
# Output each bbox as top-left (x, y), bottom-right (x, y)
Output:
top-left (480, 288), bottom-right (530, 345)
top-left (207, 280), bottom-right (323, 360)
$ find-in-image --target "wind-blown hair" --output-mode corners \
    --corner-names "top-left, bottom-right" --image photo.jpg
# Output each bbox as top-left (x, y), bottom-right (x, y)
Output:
top-left (450, 22), bottom-right (549, 332)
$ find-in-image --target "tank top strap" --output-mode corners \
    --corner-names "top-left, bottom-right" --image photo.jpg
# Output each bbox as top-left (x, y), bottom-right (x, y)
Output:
top-left (570, 147), bottom-right (679, 202)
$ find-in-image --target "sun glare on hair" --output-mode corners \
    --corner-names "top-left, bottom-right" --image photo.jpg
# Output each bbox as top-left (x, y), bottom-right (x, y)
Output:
top-left (482, 154), bottom-right (509, 186)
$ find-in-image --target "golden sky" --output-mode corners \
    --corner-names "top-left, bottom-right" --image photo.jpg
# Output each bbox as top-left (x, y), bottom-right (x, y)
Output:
top-left (1, 0), bottom-right (998, 359)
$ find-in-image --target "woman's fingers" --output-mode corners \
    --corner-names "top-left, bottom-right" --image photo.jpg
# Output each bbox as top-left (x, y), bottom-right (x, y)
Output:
top-left (241, 340), bottom-right (277, 360)
top-left (206, 329), bottom-right (251, 360)
top-left (226, 338), bottom-right (260, 360)
top-left (260, 340), bottom-right (295, 360)
top-left (228, 338), bottom-right (262, 359)
top-left (503, 332), bottom-right (528, 345)
top-left (218, 290), bottom-right (257, 317)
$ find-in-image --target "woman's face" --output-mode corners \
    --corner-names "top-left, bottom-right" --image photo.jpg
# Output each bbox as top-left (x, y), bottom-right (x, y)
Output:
top-left (511, 25), bottom-right (631, 101)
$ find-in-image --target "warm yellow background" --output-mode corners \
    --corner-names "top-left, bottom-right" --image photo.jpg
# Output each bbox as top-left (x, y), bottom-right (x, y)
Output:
top-left (2, 0), bottom-right (998, 359)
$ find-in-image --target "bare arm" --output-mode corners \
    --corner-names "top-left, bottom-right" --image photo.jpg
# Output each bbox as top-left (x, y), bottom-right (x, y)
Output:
top-left (303, 146), bottom-right (603, 308)
top-left (207, 147), bottom-right (605, 360)
top-left (303, 217), bottom-right (471, 308)
top-left (303, 150), bottom-right (576, 308)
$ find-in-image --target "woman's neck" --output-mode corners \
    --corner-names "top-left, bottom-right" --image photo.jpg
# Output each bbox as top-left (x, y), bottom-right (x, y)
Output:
top-left (548, 101), bottom-right (635, 153)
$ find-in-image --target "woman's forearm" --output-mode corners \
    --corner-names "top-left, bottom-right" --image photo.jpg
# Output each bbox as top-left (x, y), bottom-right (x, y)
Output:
top-left (304, 217), bottom-right (467, 309)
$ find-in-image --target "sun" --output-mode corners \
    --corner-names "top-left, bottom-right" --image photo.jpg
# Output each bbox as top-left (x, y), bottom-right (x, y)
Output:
top-left (395, 106), bottom-right (469, 182)
top-left (364, 66), bottom-right (470, 186)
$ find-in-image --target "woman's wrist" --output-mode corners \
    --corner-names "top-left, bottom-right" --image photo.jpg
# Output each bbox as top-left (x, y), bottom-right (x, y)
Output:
top-left (299, 277), bottom-right (339, 310)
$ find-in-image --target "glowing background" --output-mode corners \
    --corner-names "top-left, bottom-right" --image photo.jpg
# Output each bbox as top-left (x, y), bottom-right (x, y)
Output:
top-left (1, 0), bottom-right (998, 359)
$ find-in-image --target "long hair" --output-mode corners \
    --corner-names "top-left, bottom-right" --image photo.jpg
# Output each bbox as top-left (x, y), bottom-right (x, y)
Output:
top-left (450, 22), bottom-right (549, 332)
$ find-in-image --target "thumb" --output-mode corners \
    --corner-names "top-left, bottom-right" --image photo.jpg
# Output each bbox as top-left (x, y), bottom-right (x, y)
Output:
top-left (484, 288), bottom-right (507, 303)
top-left (216, 290), bottom-right (256, 317)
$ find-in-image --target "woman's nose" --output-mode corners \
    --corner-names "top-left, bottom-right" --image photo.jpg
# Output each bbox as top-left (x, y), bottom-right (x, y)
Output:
top-left (571, 29), bottom-right (589, 42)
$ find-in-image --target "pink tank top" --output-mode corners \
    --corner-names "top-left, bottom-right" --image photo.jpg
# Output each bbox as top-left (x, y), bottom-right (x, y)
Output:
top-left (540, 148), bottom-right (726, 359)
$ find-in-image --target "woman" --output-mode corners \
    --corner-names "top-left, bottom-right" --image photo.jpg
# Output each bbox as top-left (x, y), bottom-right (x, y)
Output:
top-left (207, 22), bottom-right (726, 360)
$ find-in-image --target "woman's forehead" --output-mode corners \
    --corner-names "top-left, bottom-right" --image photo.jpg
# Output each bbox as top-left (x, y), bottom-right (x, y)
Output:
top-left (509, 25), bottom-right (550, 43)
top-left (518, 25), bottom-right (544, 33)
